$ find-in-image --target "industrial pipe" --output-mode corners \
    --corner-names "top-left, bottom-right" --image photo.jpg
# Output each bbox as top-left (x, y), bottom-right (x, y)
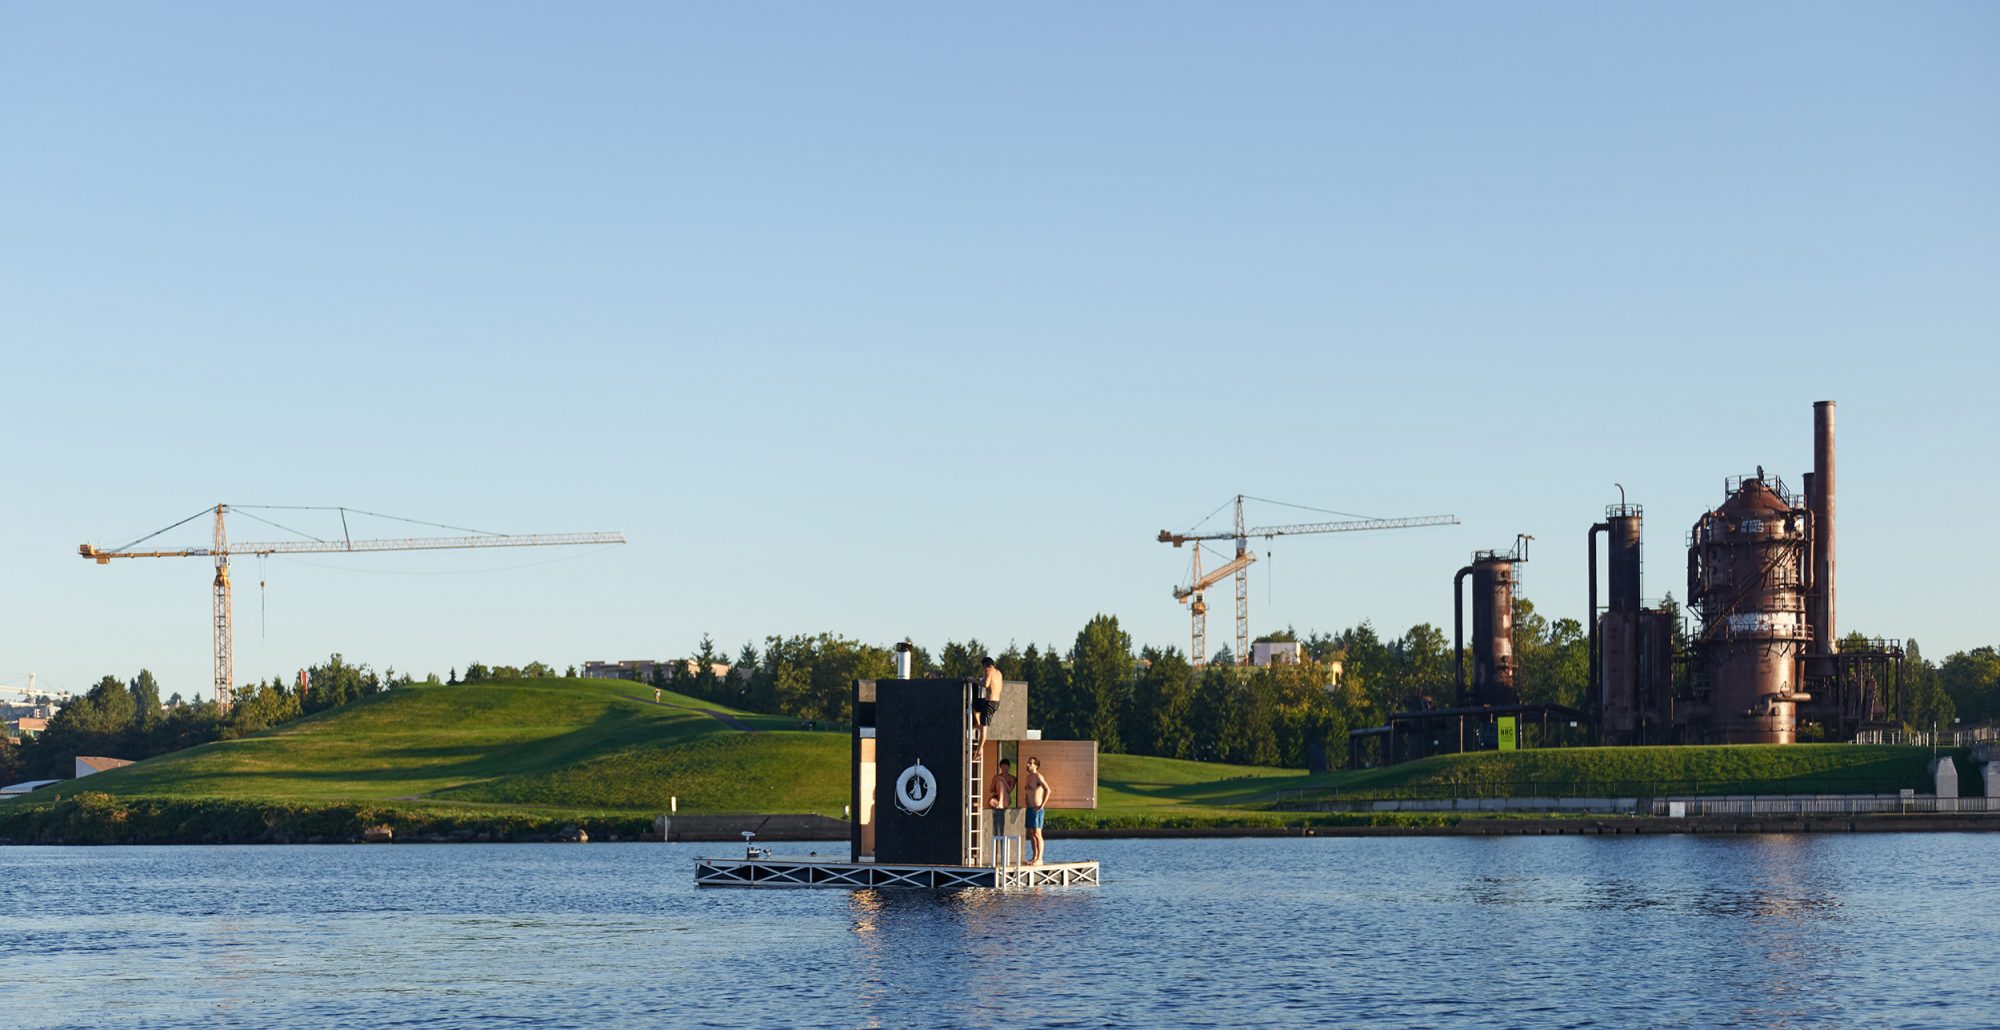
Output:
top-left (1453, 565), bottom-right (1471, 707)
top-left (1587, 521), bottom-right (1607, 722)
top-left (1814, 400), bottom-right (1836, 656)
top-left (1804, 487), bottom-right (1822, 667)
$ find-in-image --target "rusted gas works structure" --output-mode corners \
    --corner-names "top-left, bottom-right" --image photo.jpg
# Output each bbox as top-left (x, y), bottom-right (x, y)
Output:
top-left (1685, 471), bottom-right (1816, 742)
top-left (1350, 537), bottom-right (1585, 765)
top-left (1587, 500), bottom-right (1676, 745)
top-left (1590, 401), bottom-right (1904, 744)
top-left (1458, 545), bottom-right (1522, 708)
top-left (1353, 399), bottom-right (1901, 766)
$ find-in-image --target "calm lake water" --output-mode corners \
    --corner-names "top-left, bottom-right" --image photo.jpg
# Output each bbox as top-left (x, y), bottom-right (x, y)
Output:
top-left (1, 834), bottom-right (1993, 1028)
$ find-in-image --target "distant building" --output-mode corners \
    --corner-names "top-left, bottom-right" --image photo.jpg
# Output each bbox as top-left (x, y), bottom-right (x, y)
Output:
top-left (583, 659), bottom-right (662, 681)
top-left (672, 658), bottom-right (738, 681)
top-left (1245, 643), bottom-right (1344, 689)
top-left (584, 659), bottom-right (737, 682)
top-left (1251, 641), bottom-right (1303, 667)
top-left (74, 756), bottom-right (133, 778)
top-left (0, 780), bottom-right (61, 800)
top-left (13, 716), bottom-right (47, 737)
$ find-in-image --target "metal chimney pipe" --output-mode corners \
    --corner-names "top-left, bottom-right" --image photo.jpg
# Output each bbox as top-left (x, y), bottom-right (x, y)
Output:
top-left (1587, 522), bottom-right (1607, 721)
top-left (1814, 401), bottom-right (1836, 655)
top-left (1453, 565), bottom-right (1472, 707)
top-left (895, 640), bottom-right (914, 679)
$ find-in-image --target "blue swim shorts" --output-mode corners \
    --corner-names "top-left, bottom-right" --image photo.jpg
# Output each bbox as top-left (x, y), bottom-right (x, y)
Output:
top-left (1026, 807), bottom-right (1044, 829)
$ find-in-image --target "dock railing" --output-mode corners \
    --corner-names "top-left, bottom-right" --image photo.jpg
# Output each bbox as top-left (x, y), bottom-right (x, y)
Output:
top-left (1274, 770), bottom-right (1977, 807)
top-left (1855, 726), bottom-right (2000, 747)
top-left (1273, 791), bottom-right (2000, 816)
top-left (1643, 795), bottom-right (2000, 817)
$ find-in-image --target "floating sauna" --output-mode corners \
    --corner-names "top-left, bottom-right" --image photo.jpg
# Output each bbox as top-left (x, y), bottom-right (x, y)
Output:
top-left (696, 664), bottom-right (1100, 890)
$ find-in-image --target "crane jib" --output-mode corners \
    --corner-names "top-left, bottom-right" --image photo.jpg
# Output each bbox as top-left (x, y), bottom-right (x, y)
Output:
top-left (82, 532), bottom-right (625, 560)
top-left (1158, 499), bottom-right (1458, 667)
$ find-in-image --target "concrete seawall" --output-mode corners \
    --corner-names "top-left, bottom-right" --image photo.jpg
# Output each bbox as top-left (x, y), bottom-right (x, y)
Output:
top-left (660, 812), bottom-right (2000, 843)
top-left (1054, 814), bottom-right (2000, 838)
top-left (1283, 791), bottom-right (2000, 818)
top-left (654, 814), bottom-right (848, 842)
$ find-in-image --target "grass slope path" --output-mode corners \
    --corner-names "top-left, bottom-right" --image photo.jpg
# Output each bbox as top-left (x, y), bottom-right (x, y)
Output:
top-left (622, 690), bottom-right (760, 732)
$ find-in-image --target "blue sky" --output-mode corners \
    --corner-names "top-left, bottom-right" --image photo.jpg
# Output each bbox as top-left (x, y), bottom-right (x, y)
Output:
top-left (4, 3), bottom-right (1995, 697)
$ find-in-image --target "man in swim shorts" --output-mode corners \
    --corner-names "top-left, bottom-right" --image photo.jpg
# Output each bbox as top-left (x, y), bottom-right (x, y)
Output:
top-left (1022, 755), bottom-right (1049, 864)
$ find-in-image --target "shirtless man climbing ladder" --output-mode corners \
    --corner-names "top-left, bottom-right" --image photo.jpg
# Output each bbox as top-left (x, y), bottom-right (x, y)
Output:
top-left (972, 656), bottom-right (1002, 744)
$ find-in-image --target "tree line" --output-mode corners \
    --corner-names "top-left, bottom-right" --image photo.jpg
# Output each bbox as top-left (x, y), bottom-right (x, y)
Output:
top-left (7, 600), bottom-right (1993, 781)
top-left (0, 655), bottom-right (414, 783)
top-left (660, 606), bottom-right (1586, 770)
top-left (663, 598), bottom-right (1993, 768)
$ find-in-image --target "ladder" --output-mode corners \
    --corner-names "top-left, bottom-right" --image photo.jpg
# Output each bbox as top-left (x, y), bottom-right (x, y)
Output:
top-left (964, 687), bottom-right (983, 866)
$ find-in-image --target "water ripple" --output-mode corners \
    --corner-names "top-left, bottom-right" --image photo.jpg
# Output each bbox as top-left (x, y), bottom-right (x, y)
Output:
top-left (0, 835), bottom-right (1993, 1028)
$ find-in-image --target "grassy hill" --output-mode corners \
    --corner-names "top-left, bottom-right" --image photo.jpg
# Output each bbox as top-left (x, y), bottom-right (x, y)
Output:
top-left (19, 677), bottom-right (1309, 823)
top-left (49, 677), bottom-right (843, 814)
top-left (2, 676), bottom-right (1969, 841)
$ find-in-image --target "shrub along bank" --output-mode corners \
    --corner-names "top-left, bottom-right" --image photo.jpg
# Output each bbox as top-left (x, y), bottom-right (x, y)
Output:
top-left (0, 792), bottom-right (655, 845)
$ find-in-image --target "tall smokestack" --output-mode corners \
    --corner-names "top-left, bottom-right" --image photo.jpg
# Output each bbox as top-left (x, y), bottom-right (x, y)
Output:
top-left (1813, 401), bottom-right (1836, 656)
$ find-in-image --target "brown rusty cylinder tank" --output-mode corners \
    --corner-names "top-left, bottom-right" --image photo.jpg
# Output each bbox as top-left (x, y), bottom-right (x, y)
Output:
top-left (1607, 511), bottom-right (1642, 615)
top-left (1470, 556), bottom-right (1518, 705)
top-left (1600, 609), bottom-right (1639, 741)
top-left (1687, 478), bottom-right (1812, 744)
top-left (1599, 508), bottom-right (1644, 741)
top-left (1636, 608), bottom-right (1677, 739)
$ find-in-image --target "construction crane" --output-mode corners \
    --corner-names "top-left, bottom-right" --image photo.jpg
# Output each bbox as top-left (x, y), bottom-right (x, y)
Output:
top-left (79, 504), bottom-right (625, 711)
top-left (0, 685), bottom-right (71, 706)
top-left (1159, 495), bottom-right (1458, 667)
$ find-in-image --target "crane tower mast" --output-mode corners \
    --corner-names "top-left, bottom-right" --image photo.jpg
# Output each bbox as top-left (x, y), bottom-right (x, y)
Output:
top-left (1159, 496), bottom-right (1458, 667)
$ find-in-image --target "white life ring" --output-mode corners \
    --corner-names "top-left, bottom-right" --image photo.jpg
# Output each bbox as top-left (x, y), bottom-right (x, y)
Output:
top-left (894, 761), bottom-right (937, 815)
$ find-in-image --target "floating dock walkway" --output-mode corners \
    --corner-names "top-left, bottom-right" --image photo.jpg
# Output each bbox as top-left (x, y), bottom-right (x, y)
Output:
top-left (696, 669), bottom-right (1103, 890)
top-left (695, 854), bottom-right (1100, 890)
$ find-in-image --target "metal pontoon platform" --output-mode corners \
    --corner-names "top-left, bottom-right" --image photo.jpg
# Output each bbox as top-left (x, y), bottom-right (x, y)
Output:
top-left (695, 855), bottom-right (1101, 890)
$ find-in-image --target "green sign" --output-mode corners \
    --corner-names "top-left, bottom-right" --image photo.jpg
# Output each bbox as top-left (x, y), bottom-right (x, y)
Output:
top-left (1497, 716), bottom-right (1517, 752)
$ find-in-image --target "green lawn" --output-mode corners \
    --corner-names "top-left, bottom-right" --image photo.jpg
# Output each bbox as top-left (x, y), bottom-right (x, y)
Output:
top-left (1285, 743), bottom-right (1974, 800)
top-left (57, 678), bottom-right (852, 815)
top-left (23, 677), bottom-right (1965, 831)
top-left (1090, 754), bottom-right (1320, 820)
top-left (41, 678), bottom-right (1309, 821)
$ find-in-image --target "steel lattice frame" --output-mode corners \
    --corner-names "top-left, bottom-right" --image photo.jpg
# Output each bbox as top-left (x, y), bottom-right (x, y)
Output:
top-left (694, 858), bottom-right (1101, 890)
top-left (212, 508), bottom-right (232, 712)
